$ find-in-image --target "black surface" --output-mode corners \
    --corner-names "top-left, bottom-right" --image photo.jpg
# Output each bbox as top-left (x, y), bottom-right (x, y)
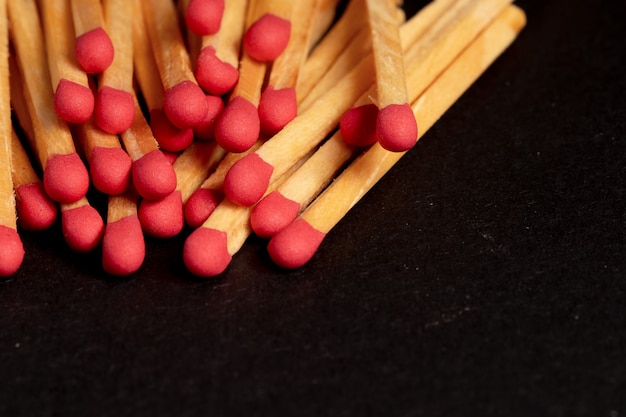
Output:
top-left (1, 1), bottom-right (625, 416)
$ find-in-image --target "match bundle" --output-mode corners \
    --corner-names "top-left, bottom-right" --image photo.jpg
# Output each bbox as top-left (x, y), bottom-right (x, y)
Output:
top-left (0, 0), bottom-right (526, 278)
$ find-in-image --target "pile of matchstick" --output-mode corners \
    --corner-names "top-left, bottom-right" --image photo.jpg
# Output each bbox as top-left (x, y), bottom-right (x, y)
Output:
top-left (0, 0), bottom-right (526, 278)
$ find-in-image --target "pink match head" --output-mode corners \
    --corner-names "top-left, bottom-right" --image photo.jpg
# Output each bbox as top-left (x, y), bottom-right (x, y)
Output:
top-left (102, 214), bottom-right (145, 276)
top-left (164, 80), bottom-right (209, 129)
top-left (339, 103), bottom-right (379, 147)
top-left (43, 153), bottom-right (90, 204)
top-left (183, 227), bottom-right (232, 277)
top-left (223, 152), bottom-right (273, 206)
top-left (53, 79), bottom-right (94, 124)
top-left (0, 226), bottom-right (25, 277)
top-left (186, 0), bottom-right (225, 36)
top-left (376, 103), bottom-right (418, 152)
top-left (75, 27), bottom-right (114, 73)
top-left (214, 96), bottom-right (260, 153)
top-left (94, 87), bottom-right (136, 134)
top-left (267, 219), bottom-right (326, 269)
top-left (149, 108), bottom-right (194, 152)
top-left (161, 151), bottom-right (179, 165)
top-left (193, 95), bottom-right (225, 140)
top-left (131, 149), bottom-right (177, 201)
top-left (15, 182), bottom-right (57, 232)
top-left (195, 46), bottom-right (239, 96)
top-left (243, 13), bottom-right (291, 62)
top-left (258, 86), bottom-right (297, 135)
top-left (184, 187), bottom-right (222, 228)
top-left (250, 190), bottom-right (300, 238)
top-left (138, 190), bottom-right (184, 238)
top-left (61, 204), bottom-right (105, 253)
top-left (90, 146), bottom-right (132, 195)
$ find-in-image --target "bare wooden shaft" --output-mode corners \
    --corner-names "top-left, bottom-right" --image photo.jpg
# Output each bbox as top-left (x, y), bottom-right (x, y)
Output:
top-left (74, 119), bottom-right (123, 161)
top-left (308, 0), bottom-right (341, 49)
top-left (100, 0), bottom-right (134, 90)
top-left (120, 93), bottom-right (159, 160)
top-left (107, 189), bottom-right (138, 223)
top-left (132, 0), bottom-right (164, 110)
top-left (173, 141), bottom-right (226, 202)
top-left (10, 130), bottom-right (40, 187)
top-left (61, 196), bottom-right (90, 212)
top-left (71, 0), bottom-right (105, 35)
top-left (202, 0), bottom-right (249, 66)
top-left (0, 0), bottom-right (14, 226)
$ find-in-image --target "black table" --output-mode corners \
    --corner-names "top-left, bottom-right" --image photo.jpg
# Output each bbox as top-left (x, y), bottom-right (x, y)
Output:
top-left (2, 1), bottom-right (624, 415)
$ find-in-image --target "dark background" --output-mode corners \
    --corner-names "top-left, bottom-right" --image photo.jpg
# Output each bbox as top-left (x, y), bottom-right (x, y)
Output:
top-left (1, 0), bottom-right (625, 416)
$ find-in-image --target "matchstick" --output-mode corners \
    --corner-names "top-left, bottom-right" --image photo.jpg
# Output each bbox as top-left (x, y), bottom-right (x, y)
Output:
top-left (185, 0), bottom-right (225, 37)
top-left (60, 197), bottom-right (105, 253)
top-left (39, 0), bottom-right (94, 124)
top-left (138, 141), bottom-right (225, 238)
top-left (8, 0), bottom-right (90, 205)
top-left (102, 187), bottom-right (145, 276)
top-left (94, 0), bottom-right (136, 134)
top-left (364, 0), bottom-right (417, 152)
top-left (195, 0), bottom-right (248, 96)
top-left (267, 4), bottom-right (527, 269)
top-left (70, 0), bottom-right (114, 73)
top-left (142, 0), bottom-right (208, 129)
top-left (307, 0), bottom-right (342, 50)
top-left (0, 0), bottom-right (24, 277)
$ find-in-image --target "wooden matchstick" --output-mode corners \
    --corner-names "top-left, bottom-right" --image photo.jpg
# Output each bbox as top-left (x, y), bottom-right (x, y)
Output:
top-left (267, 4), bottom-right (527, 269)
top-left (8, 0), bottom-right (90, 205)
top-left (307, 0), bottom-right (342, 50)
top-left (70, 0), bottom-right (114, 73)
top-left (39, 0), bottom-right (94, 124)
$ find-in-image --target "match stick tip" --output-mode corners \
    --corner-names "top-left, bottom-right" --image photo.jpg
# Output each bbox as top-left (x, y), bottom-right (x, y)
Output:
top-left (267, 219), bottom-right (326, 269)
top-left (376, 103), bottom-right (418, 152)
top-left (75, 27), bottom-right (114, 74)
top-left (196, 46), bottom-right (239, 96)
top-left (243, 13), bottom-right (291, 62)
top-left (102, 215), bottom-right (145, 276)
top-left (258, 86), bottom-right (297, 135)
top-left (61, 204), bottom-right (105, 253)
top-left (183, 227), bottom-right (232, 277)
top-left (15, 183), bottom-right (58, 232)
top-left (184, 187), bottom-right (222, 228)
top-left (339, 103), bottom-right (379, 147)
top-left (215, 96), bottom-right (260, 153)
top-left (95, 87), bottom-right (136, 134)
top-left (138, 190), bottom-right (184, 238)
top-left (192, 95), bottom-right (225, 140)
top-left (132, 150), bottom-right (178, 201)
top-left (250, 191), bottom-right (301, 238)
top-left (164, 81), bottom-right (209, 129)
top-left (186, 0), bottom-right (225, 36)
top-left (0, 226), bottom-right (25, 277)
top-left (150, 108), bottom-right (194, 152)
top-left (43, 153), bottom-right (90, 204)
top-left (53, 79), bottom-right (95, 124)
top-left (223, 152), bottom-right (273, 206)
top-left (90, 146), bottom-right (132, 195)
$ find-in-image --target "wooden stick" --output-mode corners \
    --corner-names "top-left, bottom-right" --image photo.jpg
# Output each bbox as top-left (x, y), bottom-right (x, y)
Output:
top-left (70, 0), bottom-right (114, 73)
top-left (267, 4), bottom-right (527, 269)
top-left (8, 0), bottom-right (90, 205)
top-left (307, 0), bottom-right (342, 50)
top-left (39, 0), bottom-right (94, 124)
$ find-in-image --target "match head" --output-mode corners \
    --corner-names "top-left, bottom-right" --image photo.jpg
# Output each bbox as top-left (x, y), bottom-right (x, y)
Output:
top-left (193, 95), bottom-right (225, 140)
top-left (75, 27), bottom-right (114, 73)
top-left (164, 80), bottom-right (209, 129)
top-left (149, 108), bottom-right (194, 152)
top-left (258, 86), bottom-right (297, 135)
top-left (214, 96), bottom-right (260, 153)
top-left (223, 152), bottom-right (273, 206)
top-left (376, 103), bottom-right (418, 152)
top-left (61, 204), bottom-right (105, 253)
top-left (186, 0), bottom-right (225, 36)
top-left (250, 190), bottom-right (301, 238)
top-left (53, 79), bottom-right (95, 124)
top-left (15, 183), bottom-right (58, 232)
top-left (243, 13), bottom-right (291, 62)
top-left (183, 227), bottom-right (232, 277)
top-left (102, 214), bottom-right (145, 276)
top-left (138, 190), bottom-right (184, 238)
top-left (195, 46), bottom-right (239, 96)
top-left (0, 226), bottom-right (25, 277)
top-left (339, 103), bottom-right (379, 147)
top-left (131, 149), bottom-right (177, 201)
top-left (43, 153), bottom-right (90, 204)
top-left (267, 219), bottom-right (326, 269)
top-left (90, 146), bottom-right (132, 195)
top-left (94, 87), bottom-right (136, 134)
top-left (184, 187), bottom-right (222, 228)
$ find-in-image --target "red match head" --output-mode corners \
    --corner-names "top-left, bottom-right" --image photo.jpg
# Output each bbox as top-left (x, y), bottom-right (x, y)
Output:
top-left (184, 187), bottom-right (223, 229)
top-left (61, 204), bottom-right (105, 253)
top-left (267, 219), bottom-right (326, 269)
top-left (138, 190), bottom-right (184, 239)
top-left (339, 103), bottom-right (379, 147)
top-left (223, 152), bottom-right (273, 206)
top-left (250, 190), bottom-right (300, 238)
top-left (164, 81), bottom-right (209, 129)
top-left (185, 0), bottom-right (225, 36)
top-left (376, 103), bottom-right (418, 152)
top-left (94, 87), bottom-right (136, 134)
top-left (43, 153), bottom-right (90, 204)
top-left (53, 79), bottom-right (94, 124)
top-left (195, 46), bottom-right (239, 96)
top-left (214, 96), bottom-right (260, 153)
top-left (102, 214), bottom-right (145, 276)
top-left (183, 227), bottom-right (232, 277)
top-left (0, 226), bottom-right (25, 277)
top-left (258, 86), bottom-right (297, 135)
top-left (75, 27), bottom-right (114, 73)
top-left (149, 108), bottom-right (194, 152)
top-left (243, 13), bottom-right (291, 62)
top-left (192, 95), bottom-right (225, 140)
top-left (90, 146), bottom-right (132, 195)
top-left (131, 149), bottom-right (178, 201)
top-left (15, 182), bottom-right (57, 232)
